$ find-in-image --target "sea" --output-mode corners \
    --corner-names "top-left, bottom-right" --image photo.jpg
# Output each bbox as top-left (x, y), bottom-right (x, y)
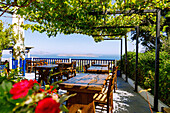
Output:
top-left (1, 54), bottom-right (120, 60)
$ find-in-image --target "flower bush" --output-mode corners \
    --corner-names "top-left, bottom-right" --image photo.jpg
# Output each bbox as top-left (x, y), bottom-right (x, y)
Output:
top-left (0, 74), bottom-right (75, 113)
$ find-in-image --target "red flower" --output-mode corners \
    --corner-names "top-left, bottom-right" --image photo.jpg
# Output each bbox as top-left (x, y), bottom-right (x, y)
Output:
top-left (35, 97), bottom-right (60, 113)
top-left (52, 89), bottom-right (57, 93)
top-left (10, 79), bottom-right (38, 99)
top-left (50, 86), bottom-right (53, 89)
top-left (39, 88), bottom-right (45, 92)
top-left (29, 79), bottom-right (40, 87)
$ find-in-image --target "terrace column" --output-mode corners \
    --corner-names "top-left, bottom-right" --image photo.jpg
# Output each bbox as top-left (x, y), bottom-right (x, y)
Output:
top-left (120, 39), bottom-right (122, 77)
top-left (135, 26), bottom-right (139, 92)
top-left (12, 10), bottom-right (25, 70)
top-left (125, 35), bottom-right (128, 82)
top-left (153, 9), bottom-right (161, 112)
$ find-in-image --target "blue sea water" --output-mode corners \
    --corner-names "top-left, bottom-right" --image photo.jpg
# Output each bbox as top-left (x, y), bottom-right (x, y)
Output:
top-left (2, 54), bottom-right (120, 60)
top-left (30, 54), bottom-right (120, 60)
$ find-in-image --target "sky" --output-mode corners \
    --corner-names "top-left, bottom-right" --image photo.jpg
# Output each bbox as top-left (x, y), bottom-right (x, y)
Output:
top-left (1, 13), bottom-right (144, 57)
top-left (24, 30), bottom-right (136, 56)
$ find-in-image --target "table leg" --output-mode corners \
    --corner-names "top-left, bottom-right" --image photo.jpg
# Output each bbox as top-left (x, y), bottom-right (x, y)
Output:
top-left (35, 68), bottom-right (36, 81)
top-left (67, 92), bottom-right (95, 113)
top-left (38, 69), bottom-right (50, 85)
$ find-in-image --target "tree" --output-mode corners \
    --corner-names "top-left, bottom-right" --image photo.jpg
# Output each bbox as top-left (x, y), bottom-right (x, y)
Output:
top-left (131, 9), bottom-right (170, 52)
top-left (0, 20), bottom-right (19, 62)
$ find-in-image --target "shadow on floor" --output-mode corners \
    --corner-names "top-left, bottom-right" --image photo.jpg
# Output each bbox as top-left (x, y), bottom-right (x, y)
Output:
top-left (112, 77), bottom-right (154, 113)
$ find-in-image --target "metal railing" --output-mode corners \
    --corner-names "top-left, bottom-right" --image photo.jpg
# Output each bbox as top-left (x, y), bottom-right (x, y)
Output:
top-left (32, 58), bottom-right (69, 64)
top-left (32, 58), bottom-right (115, 72)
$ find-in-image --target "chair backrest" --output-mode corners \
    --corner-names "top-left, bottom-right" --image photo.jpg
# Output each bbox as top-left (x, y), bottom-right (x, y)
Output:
top-left (83, 64), bottom-right (90, 72)
top-left (107, 73), bottom-right (116, 113)
top-left (106, 72), bottom-right (116, 112)
top-left (107, 62), bottom-right (110, 74)
top-left (109, 71), bottom-right (116, 92)
top-left (56, 60), bottom-right (62, 63)
top-left (91, 62), bottom-right (95, 65)
top-left (26, 60), bottom-right (32, 65)
top-left (57, 63), bottom-right (64, 71)
top-left (55, 61), bottom-right (59, 64)
top-left (37, 60), bottom-right (48, 66)
top-left (115, 66), bottom-right (118, 77)
top-left (112, 64), bottom-right (116, 72)
top-left (72, 61), bottom-right (76, 69)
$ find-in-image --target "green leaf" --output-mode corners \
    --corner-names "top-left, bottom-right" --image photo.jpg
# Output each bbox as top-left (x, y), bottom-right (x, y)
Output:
top-left (0, 103), bottom-right (15, 113)
top-left (28, 89), bottom-right (33, 96)
top-left (59, 93), bottom-right (76, 104)
top-left (131, 0), bottom-right (136, 4)
top-left (33, 83), bottom-right (40, 91)
top-left (0, 85), bottom-right (4, 96)
top-left (60, 104), bottom-right (69, 113)
top-left (9, 96), bottom-right (27, 104)
top-left (1, 80), bottom-right (12, 92)
top-left (165, 12), bottom-right (170, 18)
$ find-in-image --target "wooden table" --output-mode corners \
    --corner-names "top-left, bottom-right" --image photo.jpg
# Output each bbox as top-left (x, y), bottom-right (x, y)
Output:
top-left (92, 63), bottom-right (109, 67)
top-left (87, 66), bottom-right (109, 74)
top-left (59, 73), bottom-right (109, 113)
top-left (35, 64), bottom-right (58, 84)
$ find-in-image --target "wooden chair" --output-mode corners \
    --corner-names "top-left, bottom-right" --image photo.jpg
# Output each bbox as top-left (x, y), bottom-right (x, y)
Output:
top-left (68, 61), bottom-right (76, 78)
top-left (83, 64), bottom-right (90, 73)
top-left (113, 66), bottom-right (118, 93)
top-left (38, 60), bottom-right (47, 66)
top-left (55, 61), bottom-right (59, 64)
top-left (26, 60), bottom-right (32, 73)
top-left (41, 61), bottom-right (48, 65)
top-left (108, 62), bottom-right (111, 74)
top-left (91, 61), bottom-right (95, 65)
top-left (94, 73), bottom-right (116, 113)
top-left (62, 61), bottom-right (76, 80)
top-left (34, 60), bottom-right (47, 81)
top-left (108, 65), bottom-right (118, 93)
top-left (163, 107), bottom-right (170, 113)
top-left (51, 63), bottom-right (64, 82)
top-left (55, 60), bottom-right (62, 64)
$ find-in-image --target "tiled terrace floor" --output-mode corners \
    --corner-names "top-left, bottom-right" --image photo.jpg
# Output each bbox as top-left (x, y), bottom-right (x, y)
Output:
top-left (25, 73), bottom-right (154, 113)
top-left (112, 77), bottom-right (154, 113)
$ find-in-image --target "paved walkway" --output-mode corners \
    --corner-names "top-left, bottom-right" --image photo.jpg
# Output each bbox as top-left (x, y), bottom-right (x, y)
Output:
top-left (112, 77), bottom-right (154, 113)
top-left (25, 73), bottom-right (154, 113)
